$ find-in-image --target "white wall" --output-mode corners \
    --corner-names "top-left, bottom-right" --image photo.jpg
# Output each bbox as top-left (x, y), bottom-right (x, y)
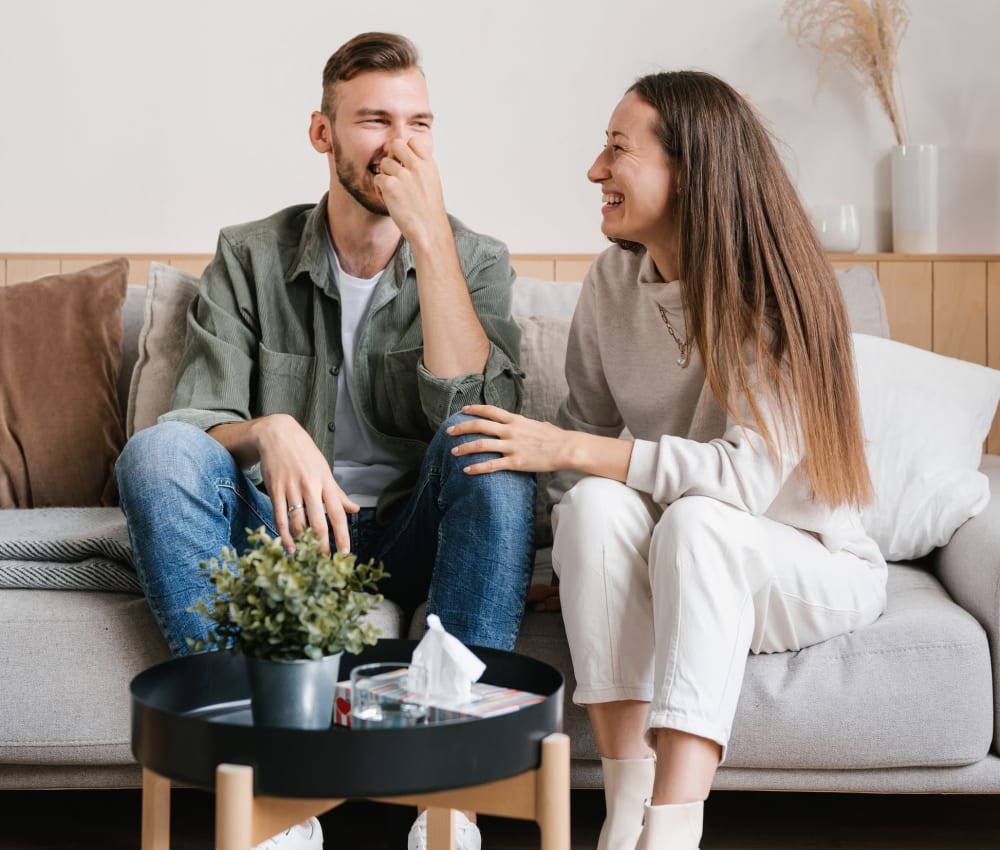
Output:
top-left (1, 0), bottom-right (997, 254)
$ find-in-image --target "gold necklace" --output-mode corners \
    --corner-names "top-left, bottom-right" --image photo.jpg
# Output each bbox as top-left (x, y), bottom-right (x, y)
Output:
top-left (656, 304), bottom-right (691, 368)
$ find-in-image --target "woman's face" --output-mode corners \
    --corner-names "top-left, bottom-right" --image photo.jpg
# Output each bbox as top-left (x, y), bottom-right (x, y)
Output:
top-left (587, 91), bottom-right (680, 253)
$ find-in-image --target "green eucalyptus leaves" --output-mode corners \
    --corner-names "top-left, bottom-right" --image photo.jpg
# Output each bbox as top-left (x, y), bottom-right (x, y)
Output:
top-left (188, 527), bottom-right (388, 661)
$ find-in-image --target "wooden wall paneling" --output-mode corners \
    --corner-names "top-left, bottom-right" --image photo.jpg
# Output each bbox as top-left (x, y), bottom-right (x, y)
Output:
top-left (931, 261), bottom-right (987, 364)
top-left (168, 257), bottom-right (211, 277)
top-left (127, 260), bottom-right (152, 286)
top-left (0, 260), bottom-right (5, 285)
top-left (5, 258), bottom-right (61, 284)
top-left (988, 262), bottom-right (1000, 455)
top-left (60, 257), bottom-right (114, 273)
top-left (831, 260), bottom-right (877, 274)
top-left (876, 261), bottom-right (933, 350)
top-left (554, 260), bottom-right (594, 282)
top-left (58, 256), bottom-right (151, 287)
top-left (511, 258), bottom-right (556, 280)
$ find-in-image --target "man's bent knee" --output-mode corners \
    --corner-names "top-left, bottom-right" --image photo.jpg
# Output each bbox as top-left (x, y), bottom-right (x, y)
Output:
top-left (116, 422), bottom-right (231, 494)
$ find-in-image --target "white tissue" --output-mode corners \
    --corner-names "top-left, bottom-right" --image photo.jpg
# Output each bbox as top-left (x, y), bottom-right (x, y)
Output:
top-left (407, 614), bottom-right (486, 704)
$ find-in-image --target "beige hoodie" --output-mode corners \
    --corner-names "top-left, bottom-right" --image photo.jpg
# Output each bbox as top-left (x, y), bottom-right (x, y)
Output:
top-left (553, 244), bottom-right (884, 567)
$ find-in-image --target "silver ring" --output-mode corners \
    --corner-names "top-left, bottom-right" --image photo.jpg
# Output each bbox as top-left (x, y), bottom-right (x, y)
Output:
top-left (287, 504), bottom-right (305, 515)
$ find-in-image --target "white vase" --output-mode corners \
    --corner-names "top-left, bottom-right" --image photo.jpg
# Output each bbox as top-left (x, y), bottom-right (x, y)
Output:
top-left (891, 144), bottom-right (938, 253)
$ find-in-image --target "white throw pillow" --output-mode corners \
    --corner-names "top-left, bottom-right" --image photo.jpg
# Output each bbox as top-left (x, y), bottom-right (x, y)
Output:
top-left (853, 333), bottom-right (1000, 561)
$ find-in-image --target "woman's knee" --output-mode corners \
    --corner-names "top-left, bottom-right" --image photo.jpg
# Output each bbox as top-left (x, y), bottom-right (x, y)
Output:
top-left (654, 497), bottom-right (739, 547)
top-left (557, 476), bottom-right (639, 520)
top-left (650, 496), bottom-right (759, 588)
top-left (552, 478), bottom-right (655, 579)
top-left (555, 477), bottom-right (652, 540)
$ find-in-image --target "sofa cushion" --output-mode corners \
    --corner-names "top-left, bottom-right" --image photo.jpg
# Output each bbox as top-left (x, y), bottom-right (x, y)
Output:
top-left (0, 259), bottom-right (128, 508)
top-left (126, 263), bottom-right (199, 436)
top-left (0, 590), bottom-right (170, 765)
top-left (855, 334), bottom-right (1000, 561)
top-left (727, 562), bottom-right (994, 769)
top-left (514, 561), bottom-right (994, 770)
top-left (0, 587), bottom-right (405, 766)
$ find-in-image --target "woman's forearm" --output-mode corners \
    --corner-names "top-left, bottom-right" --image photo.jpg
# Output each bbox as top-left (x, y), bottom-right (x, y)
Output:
top-left (565, 431), bottom-right (634, 483)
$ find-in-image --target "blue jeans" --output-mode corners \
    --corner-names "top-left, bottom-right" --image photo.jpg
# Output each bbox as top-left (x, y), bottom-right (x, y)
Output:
top-left (115, 415), bottom-right (536, 656)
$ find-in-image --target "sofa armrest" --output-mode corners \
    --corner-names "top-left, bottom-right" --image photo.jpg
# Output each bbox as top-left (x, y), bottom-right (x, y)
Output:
top-left (930, 454), bottom-right (1000, 752)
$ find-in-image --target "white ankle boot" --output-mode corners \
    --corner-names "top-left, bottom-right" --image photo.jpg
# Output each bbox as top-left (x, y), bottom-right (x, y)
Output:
top-left (634, 800), bottom-right (703, 850)
top-left (597, 756), bottom-right (656, 850)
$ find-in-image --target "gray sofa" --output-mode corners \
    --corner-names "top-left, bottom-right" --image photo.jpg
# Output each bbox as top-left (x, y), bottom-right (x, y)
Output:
top-left (1, 265), bottom-right (998, 795)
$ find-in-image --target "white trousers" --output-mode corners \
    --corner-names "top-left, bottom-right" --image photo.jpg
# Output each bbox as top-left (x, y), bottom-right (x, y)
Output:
top-left (551, 477), bottom-right (887, 759)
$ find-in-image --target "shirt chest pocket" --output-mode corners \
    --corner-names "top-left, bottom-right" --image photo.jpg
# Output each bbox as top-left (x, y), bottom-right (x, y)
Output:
top-left (257, 344), bottom-right (317, 420)
top-left (374, 346), bottom-right (430, 438)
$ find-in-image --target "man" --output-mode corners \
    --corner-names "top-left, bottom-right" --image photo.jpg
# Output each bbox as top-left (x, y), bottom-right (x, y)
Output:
top-left (116, 32), bottom-right (535, 850)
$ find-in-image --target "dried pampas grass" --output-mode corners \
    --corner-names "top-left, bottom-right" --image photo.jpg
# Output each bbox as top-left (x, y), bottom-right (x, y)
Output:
top-left (783, 0), bottom-right (910, 144)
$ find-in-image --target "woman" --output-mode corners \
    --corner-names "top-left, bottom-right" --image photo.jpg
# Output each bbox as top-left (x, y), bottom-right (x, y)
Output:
top-left (448, 71), bottom-right (887, 850)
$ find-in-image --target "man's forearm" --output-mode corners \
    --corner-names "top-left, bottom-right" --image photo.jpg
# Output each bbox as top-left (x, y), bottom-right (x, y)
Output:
top-left (207, 417), bottom-right (279, 468)
top-left (411, 232), bottom-right (490, 378)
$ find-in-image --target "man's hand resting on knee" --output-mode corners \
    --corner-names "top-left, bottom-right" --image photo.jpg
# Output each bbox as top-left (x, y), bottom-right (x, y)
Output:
top-left (208, 414), bottom-right (359, 555)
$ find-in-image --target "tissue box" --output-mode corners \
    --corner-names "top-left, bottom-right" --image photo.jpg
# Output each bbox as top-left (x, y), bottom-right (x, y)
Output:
top-left (334, 668), bottom-right (545, 727)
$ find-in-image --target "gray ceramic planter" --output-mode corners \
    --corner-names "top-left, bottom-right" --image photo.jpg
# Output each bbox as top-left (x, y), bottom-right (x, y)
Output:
top-left (246, 652), bottom-right (343, 729)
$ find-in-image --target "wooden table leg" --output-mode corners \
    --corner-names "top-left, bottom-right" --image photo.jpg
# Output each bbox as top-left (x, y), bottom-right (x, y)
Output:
top-left (142, 768), bottom-right (171, 850)
top-left (426, 806), bottom-right (456, 850)
top-left (214, 763), bottom-right (345, 848)
top-left (536, 733), bottom-right (571, 850)
top-left (202, 732), bottom-right (569, 850)
top-left (216, 764), bottom-right (255, 850)
top-left (374, 731), bottom-right (571, 850)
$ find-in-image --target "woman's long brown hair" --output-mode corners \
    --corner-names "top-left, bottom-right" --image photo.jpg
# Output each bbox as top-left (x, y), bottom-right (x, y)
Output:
top-left (629, 71), bottom-right (871, 507)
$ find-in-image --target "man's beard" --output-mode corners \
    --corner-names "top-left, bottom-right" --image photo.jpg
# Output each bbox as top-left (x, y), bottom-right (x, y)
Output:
top-left (332, 131), bottom-right (390, 217)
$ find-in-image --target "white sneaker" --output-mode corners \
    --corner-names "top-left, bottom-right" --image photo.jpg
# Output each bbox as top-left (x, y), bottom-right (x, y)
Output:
top-left (407, 810), bottom-right (481, 850)
top-left (251, 817), bottom-right (323, 849)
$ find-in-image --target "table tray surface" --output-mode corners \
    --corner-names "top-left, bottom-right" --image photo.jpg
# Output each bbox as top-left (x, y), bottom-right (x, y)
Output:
top-left (131, 639), bottom-right (564, 798)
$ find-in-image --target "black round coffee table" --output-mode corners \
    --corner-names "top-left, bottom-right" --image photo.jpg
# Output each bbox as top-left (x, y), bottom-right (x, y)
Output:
top-left (131, 639), bottom-right (569, 850)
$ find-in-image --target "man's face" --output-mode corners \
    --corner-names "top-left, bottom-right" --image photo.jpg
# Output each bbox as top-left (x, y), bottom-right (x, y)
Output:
top-left (327, 68), bottom-right (433, 216)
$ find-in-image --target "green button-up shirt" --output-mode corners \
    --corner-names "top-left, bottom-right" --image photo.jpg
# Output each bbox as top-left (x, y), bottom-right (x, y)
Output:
top-left (162, 195), bottom-right (524, 520)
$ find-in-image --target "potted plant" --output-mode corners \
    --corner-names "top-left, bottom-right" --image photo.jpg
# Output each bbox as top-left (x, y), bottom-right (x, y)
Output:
top-left (188, 526), bottom-right (387, 729)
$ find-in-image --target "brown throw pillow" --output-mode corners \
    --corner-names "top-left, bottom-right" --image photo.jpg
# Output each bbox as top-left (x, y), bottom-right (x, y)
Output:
top-left (0, 258), bottom-right (129, 507)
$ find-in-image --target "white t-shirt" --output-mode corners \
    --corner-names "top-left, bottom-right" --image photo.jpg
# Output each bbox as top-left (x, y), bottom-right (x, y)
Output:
top-left (325, 241), bottom-right (410, 507)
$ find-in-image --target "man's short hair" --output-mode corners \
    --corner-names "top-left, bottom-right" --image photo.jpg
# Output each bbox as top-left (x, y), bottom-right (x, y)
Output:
top-left (321, 32), bottom-right (421, 118)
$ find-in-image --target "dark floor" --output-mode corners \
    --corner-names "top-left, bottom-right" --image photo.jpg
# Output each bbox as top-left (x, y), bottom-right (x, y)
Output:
top-left (0, 788), bottom-right (998, 849)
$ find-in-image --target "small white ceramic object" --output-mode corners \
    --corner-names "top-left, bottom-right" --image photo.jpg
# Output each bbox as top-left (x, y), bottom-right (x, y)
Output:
top-left (810, 203), bottom-right (861, 253)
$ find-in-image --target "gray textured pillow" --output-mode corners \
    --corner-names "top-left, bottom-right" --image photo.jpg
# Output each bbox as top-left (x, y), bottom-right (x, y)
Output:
top-left (125, 263), bottom-right (199, 436)
top-left (836, 265), bottom-right (890, 338)
top-left (512, 277), bottom-right (582, 319)
top-left (516, 315), bottom-right (572, 548)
